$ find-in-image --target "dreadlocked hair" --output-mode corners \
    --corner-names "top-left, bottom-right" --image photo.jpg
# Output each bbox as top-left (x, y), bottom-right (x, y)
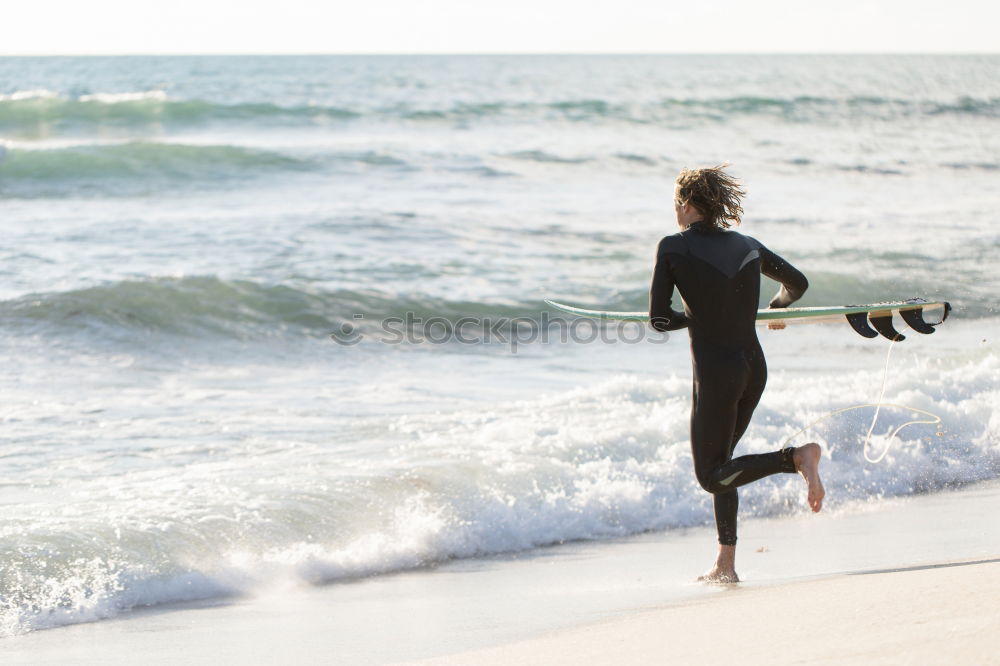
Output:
top-left (675, 164), bottom-right (746, 230)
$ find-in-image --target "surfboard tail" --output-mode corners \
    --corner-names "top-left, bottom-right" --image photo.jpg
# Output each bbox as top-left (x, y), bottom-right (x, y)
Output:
top-left (844, 300), bottom-right (951, 340)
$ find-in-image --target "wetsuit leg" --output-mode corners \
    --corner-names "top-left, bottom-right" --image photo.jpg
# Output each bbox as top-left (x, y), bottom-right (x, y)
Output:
top-left (712, 349), bottom-right (766, 545)
top-left (689, 348), bottom-right (747, 546)
top-left (712, 491), bottom-right (740, 547)
top-left (729, 348), bottom-right (768, 455)
top-left (690, 347), bottom-right (797, 545)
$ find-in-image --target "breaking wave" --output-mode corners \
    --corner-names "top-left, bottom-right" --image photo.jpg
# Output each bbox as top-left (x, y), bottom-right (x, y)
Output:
top-left (2, 90), bottom-right (997, 137)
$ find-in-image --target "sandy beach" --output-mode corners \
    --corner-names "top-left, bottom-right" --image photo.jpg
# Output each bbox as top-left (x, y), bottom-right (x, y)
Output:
top-left (411, 558), bottom-right (1000, 666)
top-left (407, 480), bottom-right (1000, 666)
top-left (2, 480), bottom-right (998, 665)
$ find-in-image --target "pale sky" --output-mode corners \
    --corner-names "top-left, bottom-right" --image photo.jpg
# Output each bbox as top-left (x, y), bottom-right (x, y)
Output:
top-left (4, 0), bottom-right (997, 55)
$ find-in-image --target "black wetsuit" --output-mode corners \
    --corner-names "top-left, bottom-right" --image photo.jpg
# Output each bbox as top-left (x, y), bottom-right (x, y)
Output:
top-left (649, 222), bottom-right (808, 545)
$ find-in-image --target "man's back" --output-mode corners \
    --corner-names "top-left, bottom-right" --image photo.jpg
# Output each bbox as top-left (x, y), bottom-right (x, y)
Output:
top-left (651, 223), bottom-right (764, 347)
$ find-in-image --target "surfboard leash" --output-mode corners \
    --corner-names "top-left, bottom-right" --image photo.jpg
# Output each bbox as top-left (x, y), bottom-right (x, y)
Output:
top-left (779, 339), bottom-right (943, 464)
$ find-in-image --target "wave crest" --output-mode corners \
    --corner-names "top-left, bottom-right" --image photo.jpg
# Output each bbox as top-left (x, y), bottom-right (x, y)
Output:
top-left (0, 90), bottom-right (359, 138)
top-left (0, 276), bottom-right (541, 342)
top-left (0, 142), bottom-right (316, 197)
top-left (2, 91), bottom-right (997, 137)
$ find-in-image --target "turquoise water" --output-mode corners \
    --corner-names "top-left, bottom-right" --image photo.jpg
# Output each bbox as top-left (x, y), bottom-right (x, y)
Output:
top-left (1, 55), bottom-right (998, 636)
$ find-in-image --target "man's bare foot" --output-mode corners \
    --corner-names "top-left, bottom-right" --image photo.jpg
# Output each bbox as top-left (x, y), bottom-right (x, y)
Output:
top-left (697, 567), bottom-right (740, 584)
top-left (697, 544), bottom-right (739, 584)
top-left (793, 442), bottom-right (825, 512)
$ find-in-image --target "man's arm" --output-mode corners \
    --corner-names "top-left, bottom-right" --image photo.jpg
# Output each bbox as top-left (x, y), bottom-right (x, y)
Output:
top-left (649, 239), bottom-right (689, 332)
top-left (759, 246), bottom-right (808, 308)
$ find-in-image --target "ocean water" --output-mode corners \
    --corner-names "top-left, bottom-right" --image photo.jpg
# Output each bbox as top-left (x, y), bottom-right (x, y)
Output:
top-left (1, 54), bottom-right (999, 637)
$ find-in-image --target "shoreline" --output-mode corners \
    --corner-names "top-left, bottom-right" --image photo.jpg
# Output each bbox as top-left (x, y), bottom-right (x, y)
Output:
top-left (2, 480), bottom-right (998, 664)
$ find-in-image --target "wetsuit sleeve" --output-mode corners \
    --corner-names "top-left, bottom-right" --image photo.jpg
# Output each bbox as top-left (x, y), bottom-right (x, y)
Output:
top-left (759, 245), bottom-right (809, 308)
top-left (649, 239), bottom-right (689, 331)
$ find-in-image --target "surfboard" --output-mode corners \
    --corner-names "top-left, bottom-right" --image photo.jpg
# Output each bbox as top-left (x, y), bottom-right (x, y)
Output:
top-left (544, 298), bottom-right (951, 341)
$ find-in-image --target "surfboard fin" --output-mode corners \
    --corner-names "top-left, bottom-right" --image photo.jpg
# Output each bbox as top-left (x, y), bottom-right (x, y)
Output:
top-left (846, 312), bottom-right (879, 338)
top-left (898, 299), bottom-right (951, 335)
top-left (869, 313), bottom-right (905, 341)
top-left (899, 307), bottom-right (937, 334)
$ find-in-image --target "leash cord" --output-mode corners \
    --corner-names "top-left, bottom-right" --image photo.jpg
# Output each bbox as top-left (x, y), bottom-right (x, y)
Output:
top-left (778, 340), bottom-right (942, 463)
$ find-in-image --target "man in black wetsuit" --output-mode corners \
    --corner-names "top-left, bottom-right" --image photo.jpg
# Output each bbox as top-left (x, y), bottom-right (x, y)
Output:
top-left (649, 165), bottom-right (824, 583)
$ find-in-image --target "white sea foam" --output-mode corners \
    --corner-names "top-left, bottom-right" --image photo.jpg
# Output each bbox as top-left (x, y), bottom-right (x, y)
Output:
top-left (0, 89), bottom-right (168, 103)
top-left (77, 90), bottom-right (168, 103)
top-left (1, 342), bottom-right (996, 636)
top-left (0, 88), bottom-right (60, 101)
